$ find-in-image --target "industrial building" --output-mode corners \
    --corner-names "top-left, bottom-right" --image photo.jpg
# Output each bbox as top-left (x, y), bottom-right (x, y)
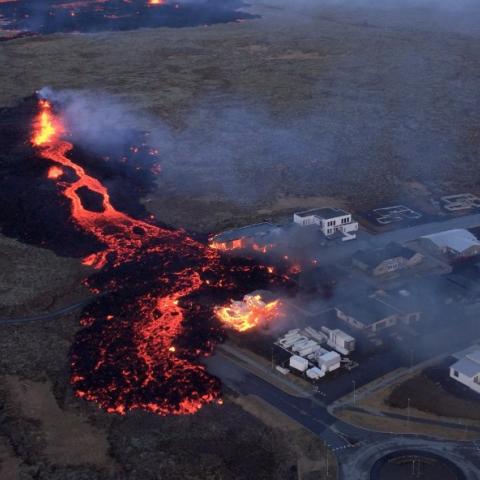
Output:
top-left (335, 296), bottom-right (421, 334)
top-left (419, 229), bottom-right (480, 261)
top-left (277, 326), bottom-right (354, 380)
top-left (450, 349), bottom-right (480, 394)
top-left (293, 207), bottom-right (358, 240)
top-left (352, 242), bottom-right (423, 276)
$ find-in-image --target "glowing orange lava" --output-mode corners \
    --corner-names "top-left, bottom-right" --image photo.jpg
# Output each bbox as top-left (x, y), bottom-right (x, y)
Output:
top-left (31, 98), bottom-right (222, 415)
top-left (47, 165), bottom-right (64, 179)
top-left (215, 294), bottom-right (281, 332)
top-left (29, 98), bottom-right (285, 416)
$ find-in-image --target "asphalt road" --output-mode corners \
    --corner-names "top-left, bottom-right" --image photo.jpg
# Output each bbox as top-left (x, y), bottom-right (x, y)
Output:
top-left (0, 295), bottom-right (99, 325)
top-left (206, 352), bottom-right (480, 479)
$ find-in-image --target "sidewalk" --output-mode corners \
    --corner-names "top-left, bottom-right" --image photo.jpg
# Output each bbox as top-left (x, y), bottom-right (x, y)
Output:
top-left (218, 343), bottom-right (311, 399)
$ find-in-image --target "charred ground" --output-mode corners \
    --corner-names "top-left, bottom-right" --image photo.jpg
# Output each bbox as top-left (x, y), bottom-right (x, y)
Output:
top-left (0, 0), bottom-right (256, 39)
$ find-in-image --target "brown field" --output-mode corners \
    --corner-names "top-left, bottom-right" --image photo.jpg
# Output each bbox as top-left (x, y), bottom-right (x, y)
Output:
top-left (2, 0), bottom-right (480, 231)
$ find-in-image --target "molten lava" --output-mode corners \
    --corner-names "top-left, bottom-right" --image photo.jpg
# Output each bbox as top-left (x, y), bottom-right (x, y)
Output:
top-left (47, 165), bottom-right (64, 179)
top-left (30, 98), bottom-right (287, 416)
top-left (215, 294), bottom-right (281, 332)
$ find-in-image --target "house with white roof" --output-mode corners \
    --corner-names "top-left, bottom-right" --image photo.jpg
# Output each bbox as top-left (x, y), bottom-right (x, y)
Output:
top-left (293, 207), bottom-right (358, 240)
top-left (450, 349), bottom-right (480, 394)
top-left (419, 229), bottom-right (480, 260)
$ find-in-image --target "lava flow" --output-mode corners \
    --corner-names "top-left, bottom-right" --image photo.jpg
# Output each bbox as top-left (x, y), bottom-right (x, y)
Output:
top-left (0, 0), bottom-right (257, 39)
top-left (30, 98), bottom-right (288, 416)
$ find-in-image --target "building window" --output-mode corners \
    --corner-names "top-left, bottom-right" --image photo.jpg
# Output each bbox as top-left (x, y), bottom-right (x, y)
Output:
top-left (453, 370), bottom-right (459, 378)
top-left (342, 217), bottom-right (350, 224)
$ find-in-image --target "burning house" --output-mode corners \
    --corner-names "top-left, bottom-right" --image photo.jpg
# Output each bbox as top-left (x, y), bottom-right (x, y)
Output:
top-left (293, 207), bottom-right (358, 241)
top-left (214, 292), bottom-right (281, 332)
top-left (209, 223), bottom-right (279, 253)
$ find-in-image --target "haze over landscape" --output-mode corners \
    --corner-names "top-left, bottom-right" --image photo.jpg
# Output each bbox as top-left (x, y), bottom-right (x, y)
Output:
top-left (1, 0), bottom-right (480, 479)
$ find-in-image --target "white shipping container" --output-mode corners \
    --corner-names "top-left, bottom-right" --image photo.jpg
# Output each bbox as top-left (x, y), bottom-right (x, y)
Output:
top-left (306, 367), bottom-right (324, 380)
top-left (280, 334), bottom-right (304, 348)
top-left (289, 355), bottom-right (309, 372)
top-left (317, 351), bottom-right (341, 371)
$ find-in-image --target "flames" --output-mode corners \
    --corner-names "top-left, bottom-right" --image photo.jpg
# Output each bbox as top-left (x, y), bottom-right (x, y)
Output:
top-left (215, 294), bottom-right (281, 332)
top-left (31, 98), bottom-right (223, 415)
top-left (32, 100), bottom-right (62, 146)
top-left (209, 237), bottom-right (275, 255)
top-left (29, 98), bottom-right (288, 416)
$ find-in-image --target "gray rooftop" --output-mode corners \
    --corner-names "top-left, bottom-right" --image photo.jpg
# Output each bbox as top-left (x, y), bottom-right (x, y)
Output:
top-left (451, 356), bottom-right (480, 378)
top-left (212, 222), bottom-right (276, 243)
top-left (421, 229), bottom-right (480, 253)
top-left (353, 242), bottom-right (418, 268)
top-left (336, 297), bottom-right (400, 326)
top-left (295, 207), bottom-right (349, 220)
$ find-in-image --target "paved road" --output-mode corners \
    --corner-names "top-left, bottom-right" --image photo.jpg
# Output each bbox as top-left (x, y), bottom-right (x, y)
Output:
top-left (0, 296), bottom-right (99, 325)
top-left (207, 352), bottom-right (366, 449)
top-left (206, 351), bottom-right (480, 479)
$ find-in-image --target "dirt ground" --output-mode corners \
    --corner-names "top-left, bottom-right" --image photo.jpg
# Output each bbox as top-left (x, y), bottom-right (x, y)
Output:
top-left (232, 394), bottom-right (337, 480)
top-left (0, 236), bottom-right (86, 317)
top-left (387, 366), bottom-right (480, 423)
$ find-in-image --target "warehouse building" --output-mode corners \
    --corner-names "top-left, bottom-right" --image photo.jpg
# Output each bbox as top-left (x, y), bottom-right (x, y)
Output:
top-left (419, 229), bottom-right (480, 261)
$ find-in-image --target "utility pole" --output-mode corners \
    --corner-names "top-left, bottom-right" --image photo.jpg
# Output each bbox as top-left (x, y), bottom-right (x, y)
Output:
top-left (407, 397), bottom-right (411, 430)
top-left (325, 442), bottom-right (329, 478)
top-left (352, 380), bottom-right (356, 407)
top-left (409, 348), bottom-right (414, 371)
top-left (271, 347), bottom-right (274, 370)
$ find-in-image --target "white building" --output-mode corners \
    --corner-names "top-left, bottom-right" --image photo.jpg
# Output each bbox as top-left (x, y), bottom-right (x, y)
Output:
top-left (450, 349), bottom-right (480, 394)
top-left (420, 229), bottom-right (480, 260)
top-left (289, 355), bottom-right (309, 372)
top-left (321, 327), bottom-right (355, 355)
top-left (293, 207), bottom-right (358, 240)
